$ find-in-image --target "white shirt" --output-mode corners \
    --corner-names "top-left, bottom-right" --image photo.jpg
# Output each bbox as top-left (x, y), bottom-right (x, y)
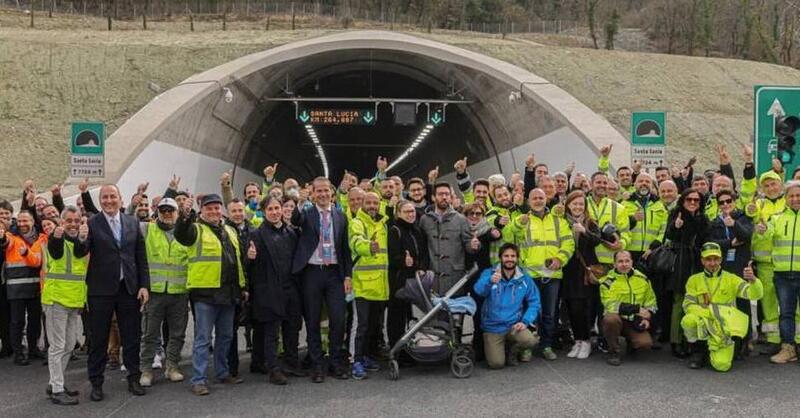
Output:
top-left (102, 210), bottom-right (124, 280)
top-left (308, 205), bottom-right (338, 265)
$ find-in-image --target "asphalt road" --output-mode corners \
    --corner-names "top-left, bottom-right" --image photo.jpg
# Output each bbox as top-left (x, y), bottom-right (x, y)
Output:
top-left (1, 340), bottom-right (799, 418)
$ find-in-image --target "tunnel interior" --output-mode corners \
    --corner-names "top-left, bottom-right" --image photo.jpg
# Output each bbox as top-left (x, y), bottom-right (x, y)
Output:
top-left (240, 49), bottom-right (500, 184)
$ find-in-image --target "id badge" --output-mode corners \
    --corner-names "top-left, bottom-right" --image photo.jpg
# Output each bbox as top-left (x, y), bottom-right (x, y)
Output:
top-left (726, 249), bottom-right (736, 262)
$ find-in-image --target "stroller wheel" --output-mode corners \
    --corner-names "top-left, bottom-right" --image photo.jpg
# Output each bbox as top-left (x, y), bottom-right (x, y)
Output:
top-left (388, 360), bottom-right (400, 381)
top-left (450, 355), bottom-right (473, 379)
top-left (454, 345), bottom-right (475, 361)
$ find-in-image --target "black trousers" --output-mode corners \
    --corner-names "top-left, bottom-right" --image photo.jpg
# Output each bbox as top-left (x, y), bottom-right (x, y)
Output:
top-left (252, 314), bottom-right (302, 371)
top-left (0, 285), bottom-right (12, 354)
top-left (565, 297), bottom-right (593, 341)
top-left (227, 303), bottom-right (242, 376)
top-left (87, 285), bottom-right (142, 386)
top-left (302, 265), bottom-right (346, 367)
top-left (9, 297), bottom-right (42, 354)
top-left (354, 298), bottom-right (384, 362)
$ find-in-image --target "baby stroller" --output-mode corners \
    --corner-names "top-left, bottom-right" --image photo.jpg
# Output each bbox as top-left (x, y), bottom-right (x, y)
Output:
top-left (388, 267), bottom-right (478, 380)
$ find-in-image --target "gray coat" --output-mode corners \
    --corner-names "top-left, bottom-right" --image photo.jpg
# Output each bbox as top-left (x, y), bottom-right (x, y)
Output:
top-left (419, 206), bottom-right (476, 294)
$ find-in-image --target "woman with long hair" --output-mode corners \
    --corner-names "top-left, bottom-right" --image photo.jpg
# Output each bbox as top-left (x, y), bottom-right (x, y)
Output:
top-left (663, 187), bottom-right (709, 357)
top-left (561, 190), bottom-right (603, 359)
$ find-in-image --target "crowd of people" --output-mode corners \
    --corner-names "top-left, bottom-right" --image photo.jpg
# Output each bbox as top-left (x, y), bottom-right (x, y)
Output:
top-left (3, 142), bottom-right (800, 406)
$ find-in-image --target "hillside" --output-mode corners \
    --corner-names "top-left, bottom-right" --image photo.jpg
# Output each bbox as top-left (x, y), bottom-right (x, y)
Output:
top-left (2, 8), bottom-right (800, 199)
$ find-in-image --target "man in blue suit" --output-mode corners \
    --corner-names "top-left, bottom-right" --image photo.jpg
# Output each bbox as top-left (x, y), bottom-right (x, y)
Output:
top-left (292, 177), bottom-right (353, 383)
top-left (84, 185), bottom-right (150, 401)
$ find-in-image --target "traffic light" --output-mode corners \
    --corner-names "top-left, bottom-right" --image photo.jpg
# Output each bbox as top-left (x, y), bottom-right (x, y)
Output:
top-left (776, 115), bottom-right (800, 164)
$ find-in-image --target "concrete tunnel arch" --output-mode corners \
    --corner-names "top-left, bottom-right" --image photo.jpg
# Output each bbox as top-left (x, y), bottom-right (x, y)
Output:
top-left (73, 30), bottom-right (628, 201)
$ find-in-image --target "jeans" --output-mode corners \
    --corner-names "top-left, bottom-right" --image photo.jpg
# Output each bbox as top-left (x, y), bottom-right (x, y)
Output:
top-left (191, 302), bottom-right (235, 385)
top-left (534, 278), bottom-right (561, 349)
top-left (774, 272), bottom-right (800, 344)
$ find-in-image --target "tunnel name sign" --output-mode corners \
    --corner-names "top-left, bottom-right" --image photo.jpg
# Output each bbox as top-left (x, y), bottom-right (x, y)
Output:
top-left (630, 111), bottom-right (666, 172)
top-left (297, 108), bottom-right (376, 126)
top-left (70, 121), bottom-right (105, 178)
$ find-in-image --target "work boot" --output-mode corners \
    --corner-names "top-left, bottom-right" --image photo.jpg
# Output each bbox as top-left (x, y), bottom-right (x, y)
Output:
top-left (688, 343), bottom-right (707, 369)
top-left (518, 348), bottom-right (533, 363)
top-left (13, 353), bottom-right (29, 366)
top-left (50, 391), bottom-right (79, 406)
top-left (165, 367), bottom-right (185, 382)
top-left (139, 371), bottom-right (154, 387)
top-left (505, 346), bottom-right (519, 367)
top-left (759, 342), bottom-right (781, 356)
top-left (191, 384), bottom-right (209, 396)
top-left (269, 369), bottom-right (289, 386)
top-left (770, 343), bottom-right (798, 364)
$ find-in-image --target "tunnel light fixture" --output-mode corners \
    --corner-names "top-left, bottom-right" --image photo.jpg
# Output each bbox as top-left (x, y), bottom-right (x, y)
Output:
top-left (303, 125), bottom-right (329, 177)
top-left (387, 124), bottom-right (435, 172)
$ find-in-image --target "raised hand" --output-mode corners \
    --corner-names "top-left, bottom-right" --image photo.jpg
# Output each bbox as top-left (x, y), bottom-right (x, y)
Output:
top-left (169, 174), bottom-right (181, 190)
top-left (723, 215), bottom-right (735, 227)
top-left (263, 163), bottom-right (278, 179)
top-left (743, 261), bottom-right (756, 282)
top-left (376, 156), bottom-right (388, 172)
top-left (525, 154), bottom-right (536, 170)
top-left (743, 144), bottom-right (754, 162)
top-left (53, 225), bottom-right (65, 239)
top-left (78, 177), bottom-right (90, 193)
top-left (220, 170), bottom-right (231, 186)
top-left (518, 214), bottom-right (530, 225)
top-left (428, 166), bottom-right (439, 184)
top-left (247, 241), bottom-right (257, 260)
top-left (491, 267), bottom-right (502, 284)
top-left (674, 212), bottom-right (684, 229)
top-left (405, 250), bottom-right (414, 267)
top-left (370, 239), bottom-right (380, 255)
top-left (51, 183), bottom-right (62, 196)
top-left (634, 209), bottom-right (644, 222)
top-left (454, 156), bottom-right (468, 174)
top-left (78, 217), bottom-right (89, 241)
top-left (600, 144), bottom-right (612, 157)
top-left (470, 233), bottom-right (480, 251)
top-left (137, 182), bottom-right (149, 195)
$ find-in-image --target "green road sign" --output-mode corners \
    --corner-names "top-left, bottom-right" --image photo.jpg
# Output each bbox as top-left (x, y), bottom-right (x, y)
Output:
top-left (754, 86), bottom-right (800, 175)
top-left (70, 121), bottom-right (105, 177)
top-left (630, 112), bottom-right (666, 171)
top-left (71, 122), bottom-right (105, 155)
top-left (631, 112), bottom-right (666, 146)
top-left (429, 109), bottom-right (444, 127)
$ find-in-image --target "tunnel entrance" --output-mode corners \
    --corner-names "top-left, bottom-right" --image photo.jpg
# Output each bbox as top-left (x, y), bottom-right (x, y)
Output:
top-left (89, 31), bottom-right (627, 201)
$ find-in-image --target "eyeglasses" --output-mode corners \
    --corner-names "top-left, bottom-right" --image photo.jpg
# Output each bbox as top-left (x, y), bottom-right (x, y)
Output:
top-left (467, 211), bottom-right (484, 217)
top-left (158, 207), bottom-right (176, 213)
top-left (684, 197), bottom-right (701, 203)
top-left (717, 198), bottom-right (733, 205)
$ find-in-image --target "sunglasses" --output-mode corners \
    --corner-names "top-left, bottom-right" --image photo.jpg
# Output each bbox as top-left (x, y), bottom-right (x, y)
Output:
top-left (684, 197), bottom-right (701, 203)
top-left (717, 198), bottom-right (733, 205)
top-left (467, 211), bottom-right (484, 216)
top-left (158, 207), bottom-right (176, 213)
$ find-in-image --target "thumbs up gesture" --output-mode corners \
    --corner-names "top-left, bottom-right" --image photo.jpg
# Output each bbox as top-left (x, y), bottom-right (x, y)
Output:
top-left (743, 261), bottom-right (756, 282)
top-left (370, 239), bottom-right (380, 255)
top-left (723, 214), bottom-right (735, 227)
top-left (454, 156), bottom-right (468, 174)
top-left (247, 241), bottom-right (257, 260)
top-left (674, 212), bottom-right (684, 229)
top-left (491, 267), bottom-right (502, 284)
top-left (470, 233), bottom-right (481, 251)
top-left (78, 218), bottom-right (89, 241)
top-left (405, 250), bottom-right (414, 267)
top-left (53, 225), bottom-right (65, 239)
top-left (756, 221), bottom-right (767, 234)
top-left (518, 214), bottom-right (530, 226)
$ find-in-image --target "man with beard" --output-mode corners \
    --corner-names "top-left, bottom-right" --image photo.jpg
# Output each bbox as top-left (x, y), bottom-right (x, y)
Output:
top-left (473, 243), bottom-right (541, 369)
top-left (405, 178), bottom-right (429, 221)
top-left (2, 210), bottom-right (47, 366)
top-left (623, 173), bottom-right (665, 264)
top-left (419, 182), bottom-right (479, 294)
top-left (485, 185), bottom-right (521, 266)
top-left (587, 171), bottom-right (630, 267)
top-left (139, 198), bottom-right (190, 388)
top-left (454, 157), bottom-right (493, 210)
top-left (348, 192), bottom-right (390, 380)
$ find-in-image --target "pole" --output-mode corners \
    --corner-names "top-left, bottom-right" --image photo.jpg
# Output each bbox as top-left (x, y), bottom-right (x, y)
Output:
top-left (190, 13), bottom-right (194, 31)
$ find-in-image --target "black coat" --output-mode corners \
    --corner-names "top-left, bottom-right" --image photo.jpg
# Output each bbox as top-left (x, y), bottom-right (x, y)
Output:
top-left (664, 207), bottom-right (709, 292)
top-left (387, 219), bottom-right (430, 297)
top-left (85, 211), bottom-right (150, 297)
top-left (562, 222), bottom-right (602, 299)
top-left (246, 222), bottom-right (300, 322)
top-left (707, 209), bottom-right (753, 276)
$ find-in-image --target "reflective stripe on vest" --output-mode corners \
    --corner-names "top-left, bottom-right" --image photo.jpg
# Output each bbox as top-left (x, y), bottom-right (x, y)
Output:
top-left (7, 277), bottom-right (39, 285)
top-left (145, 223), bottom-right (189, 294)
top-left (43, 241), bottom-right (88, 308)
top-left (186, 223), bottom-right (245, 289)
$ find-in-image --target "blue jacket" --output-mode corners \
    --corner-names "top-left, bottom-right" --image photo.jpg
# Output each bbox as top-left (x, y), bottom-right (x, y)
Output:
top-left (473, 265), bottom-right (541, 334)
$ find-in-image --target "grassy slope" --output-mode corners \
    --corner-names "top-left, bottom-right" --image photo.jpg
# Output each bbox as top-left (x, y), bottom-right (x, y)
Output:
top-left (2, 9), bottom-right (800, 199)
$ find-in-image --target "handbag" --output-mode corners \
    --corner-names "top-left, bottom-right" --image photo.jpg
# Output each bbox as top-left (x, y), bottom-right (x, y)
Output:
top-left (647, 242), bottom-right (677, 275)
top-left (574, 248), bottom-right (608, 285)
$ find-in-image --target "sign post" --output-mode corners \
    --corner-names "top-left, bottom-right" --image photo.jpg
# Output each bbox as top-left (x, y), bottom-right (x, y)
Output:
top-left (754, 85), bottom-right (800, 175)
top-left (70, 121), bottom-right (105, 178)
top-left (630, 111), bottom-right (666, 172)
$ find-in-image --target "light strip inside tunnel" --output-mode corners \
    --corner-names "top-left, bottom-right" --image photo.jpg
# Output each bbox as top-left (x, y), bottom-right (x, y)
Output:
top-left (387, 124), bottom-right (434, 172)
top-left (304, 124), bottom-right (329, 178)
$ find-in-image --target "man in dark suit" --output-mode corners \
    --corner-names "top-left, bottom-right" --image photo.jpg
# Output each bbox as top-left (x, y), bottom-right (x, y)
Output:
top-left (84, 184), bottom-right (150, 401)
top-left (292, 177), bottom-right (353, 383)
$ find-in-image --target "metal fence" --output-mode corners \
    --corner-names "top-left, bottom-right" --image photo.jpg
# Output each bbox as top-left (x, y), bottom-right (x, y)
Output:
top-left (2, 0), bottom-right (580, 35)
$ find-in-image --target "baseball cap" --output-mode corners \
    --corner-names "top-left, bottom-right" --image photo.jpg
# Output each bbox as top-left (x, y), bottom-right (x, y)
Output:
top-left (157, 198), bottom-right (178, 210)
top-left (700, 242), bottom-right (722, 259)
top-left (759, 171), bottom-right (782, 184)
top-left (200, 194), bottom-right (223, 207)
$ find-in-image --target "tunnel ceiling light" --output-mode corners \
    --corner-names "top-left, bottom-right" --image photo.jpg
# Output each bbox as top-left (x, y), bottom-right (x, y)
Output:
top-left (303, 125), bottom-right (329, 178)
top-left (387, 125), bottom-right (436, 173)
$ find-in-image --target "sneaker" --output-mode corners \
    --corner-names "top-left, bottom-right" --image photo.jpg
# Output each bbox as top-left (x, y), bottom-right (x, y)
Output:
top-left (362, 357), bottom-right (380, 372)
top-left (576, 341), bottom-right (592, 359)
top-left (152, 353), bottom-right (163, 370)
top-left (50, 391), bottom-right (79, 406)
top-left (165, 367), bottom-right (185, 382)
top-left (351, 362), bottom-right (367, 380)
top-left (139, 371), bottom-right (153, 387)
top-left (120, 364), bottom-right (127, 373)
top-left (191, 384), bottom-right (210, 396)
top-left (770, 343), bottom-right (798, 364)
top-left (518, 348), bottom-right (533, 362)
top-left (542, 347), bottom-right (557, 361)
top-left (606, 352), bottom-right (622, 366)
top-left (46, 385), bottom-right (79, 397)
top-left (567, 342), bottom-right (581, 358)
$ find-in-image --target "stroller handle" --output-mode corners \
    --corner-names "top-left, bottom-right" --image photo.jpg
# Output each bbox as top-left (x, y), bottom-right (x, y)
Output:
top-left (441, 266), bottom-right (480, 300)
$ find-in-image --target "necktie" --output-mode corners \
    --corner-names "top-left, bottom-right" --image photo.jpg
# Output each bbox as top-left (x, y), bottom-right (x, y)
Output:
top-left (320, 210), bottom-right (333, 265)
top-left (111, 217), bottom-right (121, 245)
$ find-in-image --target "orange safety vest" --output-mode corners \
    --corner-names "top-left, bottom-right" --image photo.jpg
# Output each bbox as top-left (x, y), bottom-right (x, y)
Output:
top-left (3, 232), bottom-right (46, 300)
